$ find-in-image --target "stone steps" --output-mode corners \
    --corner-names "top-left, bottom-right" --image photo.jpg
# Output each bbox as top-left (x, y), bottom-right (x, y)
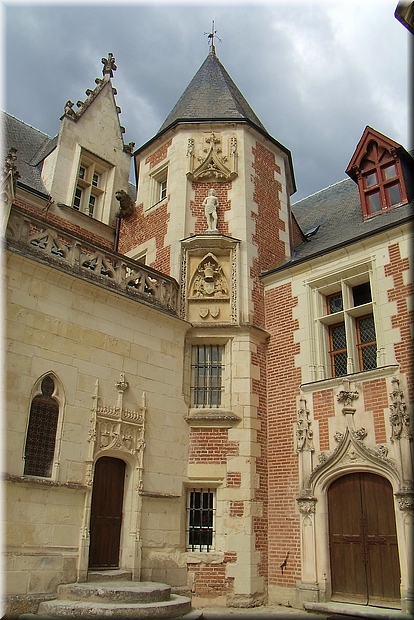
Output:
top-left (35, 580), bottom-right (200, 619)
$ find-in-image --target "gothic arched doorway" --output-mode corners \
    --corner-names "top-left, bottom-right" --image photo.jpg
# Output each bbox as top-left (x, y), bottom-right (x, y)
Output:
top-left (328, 472), bottom-right (401, 608)
top-left (89, 456), bottom-right (126, 569)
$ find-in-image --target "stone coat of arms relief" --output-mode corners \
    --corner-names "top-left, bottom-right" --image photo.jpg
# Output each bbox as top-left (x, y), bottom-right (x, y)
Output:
top-left (188, 253), bottom-right (230, 321)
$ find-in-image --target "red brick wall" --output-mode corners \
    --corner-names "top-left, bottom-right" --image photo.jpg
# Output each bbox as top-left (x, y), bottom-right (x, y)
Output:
top-left (118, 140), bottom-right (172, 273)
top-left (188, 552), bottom-right (236, 598)
top-left (190, 182), bottom-right (231, 236)
top-left (252, 342), bottom-right (268, 582)
top-left (118, 202), bottom-right (171, 274)
top-left (13, 198), bottom-right (114, 250)
top-left (251, 142), bottom-right (288, 329)
top-left (362, 378), bottom-right (388, 444)
top-left (145, 139), bottom-right (172, 169)
top-left (313, 389), bottom-right (335, 451)
top-left (265, 282), bottom-right (301, 589)
top-left (226, 472), bottom-right (241, 487)
top-left (384, 243), bottom-right (414, 400)
top-left (188, 428), bottom-right (238, 464)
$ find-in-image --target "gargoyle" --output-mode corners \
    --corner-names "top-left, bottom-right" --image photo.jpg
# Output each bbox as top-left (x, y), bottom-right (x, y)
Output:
top-left (115, 189), bottom-right (135, 218)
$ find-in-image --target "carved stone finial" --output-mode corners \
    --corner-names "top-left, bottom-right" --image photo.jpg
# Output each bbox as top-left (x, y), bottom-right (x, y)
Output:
top-left (352, 427), bottom-right (367, 442)
top-left (102, 53), bottom-right (117, 77)
top-left (296, 396), bottom-right (314, 452)
top-left (337, 389), bottom-right (359, 407)
top-left (63, 100), bottom-right (76, 119)
top-left (389, 377), bottom-right (411, 441)
top-left (116, 372), bottom-right (129, 393)
top-left (4, 147), bottom-right (20, 189)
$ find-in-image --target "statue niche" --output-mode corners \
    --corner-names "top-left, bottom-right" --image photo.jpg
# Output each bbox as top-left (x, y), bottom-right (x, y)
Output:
top-left (189, 254), bottom-right (229, 300)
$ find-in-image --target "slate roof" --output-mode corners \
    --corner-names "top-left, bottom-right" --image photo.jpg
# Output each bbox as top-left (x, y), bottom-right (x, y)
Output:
top-left (265, 177), bottom-right (413, 275)
top-left (2, 111), bottom-right (55, 197)
top-left (158, 50), bottom-right (267, 134)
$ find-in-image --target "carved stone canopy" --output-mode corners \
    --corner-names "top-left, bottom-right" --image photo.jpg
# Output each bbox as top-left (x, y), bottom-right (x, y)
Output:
top-left (187, 132), bottom-right (238, 182)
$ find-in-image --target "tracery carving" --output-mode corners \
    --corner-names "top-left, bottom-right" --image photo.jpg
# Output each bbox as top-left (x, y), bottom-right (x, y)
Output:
top-left (186, 132), bottom-right (238, 182)
top-left (189, 254), bottom-right (229, 300)
top-left (296, 397), bottom-right (314, 452)
top-left (86, 376), bottom-right (146, 485)
top-left (389, 377), bottom-right (411, 441)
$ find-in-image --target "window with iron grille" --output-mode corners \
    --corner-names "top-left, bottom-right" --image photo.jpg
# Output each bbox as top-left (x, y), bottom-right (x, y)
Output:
top-left (24, 376), bottom-right (59, 477)
top-left (187, 489), bottom-right (215, 551)
top-left (191, 345), bottom-right (223, 407)
top-left (317, 279), bottom-right (377, 378)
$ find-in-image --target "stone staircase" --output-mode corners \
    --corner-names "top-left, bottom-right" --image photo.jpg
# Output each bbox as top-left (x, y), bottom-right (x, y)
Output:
top-left (31, 571), bottom-right (202, 619)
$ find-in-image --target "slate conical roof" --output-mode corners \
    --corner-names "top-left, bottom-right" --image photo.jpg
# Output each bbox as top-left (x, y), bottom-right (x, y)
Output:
top-left (158, 49), bottom-right (267, 134)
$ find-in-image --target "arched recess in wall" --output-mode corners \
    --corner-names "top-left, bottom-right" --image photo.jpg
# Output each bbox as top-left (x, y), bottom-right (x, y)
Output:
top-left (23, 372), bottom-right (65, 479)
top-left (305, 428), bottom-right (403, 605)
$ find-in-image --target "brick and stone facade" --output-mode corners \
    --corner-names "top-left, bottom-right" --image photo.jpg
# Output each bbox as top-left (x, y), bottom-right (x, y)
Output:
top-left (3, 46), bottom-right (413, 617)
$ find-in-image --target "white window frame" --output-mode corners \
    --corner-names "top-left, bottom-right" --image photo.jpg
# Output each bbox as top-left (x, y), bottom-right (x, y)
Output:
top-left (309, 266), bottom-right (380, 380)
top-left (72, 151), bottom-right (111, 220)
top-left (149, 163), bottom-right (168, 208)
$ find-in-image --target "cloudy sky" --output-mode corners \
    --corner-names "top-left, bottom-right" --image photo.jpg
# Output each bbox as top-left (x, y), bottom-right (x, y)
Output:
top-left (2, 1), bottom-right (411, 202)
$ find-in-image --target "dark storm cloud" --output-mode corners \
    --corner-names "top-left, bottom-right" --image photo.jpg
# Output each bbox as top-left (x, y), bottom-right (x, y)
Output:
top-left (3, 2), bottom-right (410, 202)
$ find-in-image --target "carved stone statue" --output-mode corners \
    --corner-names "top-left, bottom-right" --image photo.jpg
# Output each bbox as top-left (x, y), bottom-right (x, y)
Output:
top-left (203, 188), bottom-right (218, 231)
top-left (115, 190), bottom-right (135, 218)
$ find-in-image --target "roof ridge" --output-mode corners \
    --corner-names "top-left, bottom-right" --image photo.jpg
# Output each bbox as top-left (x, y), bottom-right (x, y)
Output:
top-left (2, 110), bottom-right (55, 139)
top-left (293, 178), bottom-right (350, 205)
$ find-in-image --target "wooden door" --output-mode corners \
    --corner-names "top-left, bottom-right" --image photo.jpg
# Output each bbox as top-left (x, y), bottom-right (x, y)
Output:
top-left (328, 472), bottom-right (400, 607)
top-left (89, 457), bottom-right (126, 569)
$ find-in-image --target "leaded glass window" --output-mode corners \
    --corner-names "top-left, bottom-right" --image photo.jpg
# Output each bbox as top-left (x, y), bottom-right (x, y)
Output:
top-left (24, 376), bottom-right (59, 477)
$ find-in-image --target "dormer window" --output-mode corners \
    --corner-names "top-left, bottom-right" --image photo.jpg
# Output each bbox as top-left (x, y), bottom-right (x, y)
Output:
top-left (72, 151), bottom-right (111, 220)
top-left (346, 126), bottom-right (411, 220)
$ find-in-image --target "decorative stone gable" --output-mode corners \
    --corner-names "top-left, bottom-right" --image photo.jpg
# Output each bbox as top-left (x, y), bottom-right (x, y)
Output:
top-left (187, 132), bottom-right (238, 182)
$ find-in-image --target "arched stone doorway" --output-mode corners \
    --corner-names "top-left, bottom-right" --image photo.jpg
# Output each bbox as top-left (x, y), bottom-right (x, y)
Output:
top-left (328, 472), bottom-right (401, 608)
top-left (88, 456), bottom-right (126, 569)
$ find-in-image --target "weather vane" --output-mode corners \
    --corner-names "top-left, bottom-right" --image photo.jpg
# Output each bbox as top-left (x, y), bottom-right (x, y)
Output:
top-left (205, 21), bottom-right (221, 54)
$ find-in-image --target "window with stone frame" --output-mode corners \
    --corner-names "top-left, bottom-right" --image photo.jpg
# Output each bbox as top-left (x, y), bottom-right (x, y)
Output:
top-left (73, 151), bottom-right (111, 220)
top-left (190, 344), bottom-right (224, 408)
top-left (314, 275), bottom-right (378, 378)
top-left (186, 488), bottom-right (215, 552)
top-left (149, 164), bottom-right (168, 207)
top-left (23, 375), bottom-right (60, 478)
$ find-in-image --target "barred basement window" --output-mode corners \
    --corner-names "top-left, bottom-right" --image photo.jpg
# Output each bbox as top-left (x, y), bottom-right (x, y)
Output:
top-left (191, 345), bottom-right (223, 407)
top-left (24, 375), bottom-right (59, 477)
top-left (187, 489), bottom-right (215, 551)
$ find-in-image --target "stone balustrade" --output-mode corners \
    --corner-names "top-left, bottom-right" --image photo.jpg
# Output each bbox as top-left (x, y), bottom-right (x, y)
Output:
top-left (6, 206), bottom-right (179, 316)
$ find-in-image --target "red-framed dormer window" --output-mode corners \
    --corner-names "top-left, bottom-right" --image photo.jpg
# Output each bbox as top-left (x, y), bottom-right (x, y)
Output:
top-left (360, 142), bottom-right (405, 216)
top-left (346, 126), bottom-right (409, 220)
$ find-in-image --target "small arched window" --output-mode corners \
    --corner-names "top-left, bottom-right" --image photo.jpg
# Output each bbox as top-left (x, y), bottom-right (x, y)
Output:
top-left (24, 375), bottom-right (59, 477)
